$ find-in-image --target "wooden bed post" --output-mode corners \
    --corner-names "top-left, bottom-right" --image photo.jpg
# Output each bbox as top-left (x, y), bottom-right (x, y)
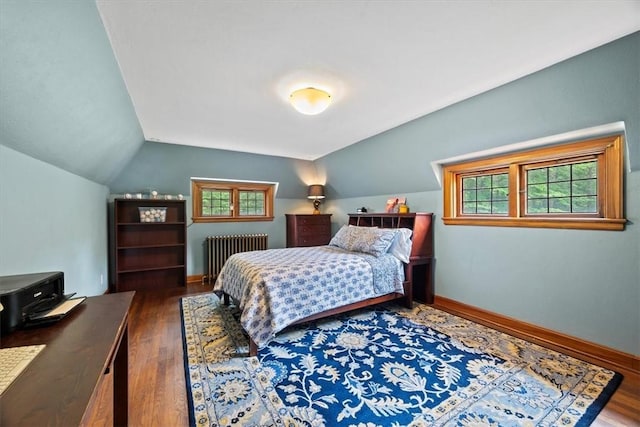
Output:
top-left (402, 274), bottom-right (413, 309)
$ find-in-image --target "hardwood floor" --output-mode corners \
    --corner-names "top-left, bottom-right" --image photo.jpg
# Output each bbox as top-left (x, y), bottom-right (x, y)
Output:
top-left (90, 284), bottom-right (639, 426)
top-left (87, 284), bottom-right (212, 426)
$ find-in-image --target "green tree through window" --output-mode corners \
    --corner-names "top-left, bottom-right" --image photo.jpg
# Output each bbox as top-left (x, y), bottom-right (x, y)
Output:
top-left (526, 161), bottom-right (597, 214)
top-left (191, 179), bottom-right (275, 223)
top-left (442, 135), bottom-right (625, 231)
top-left (462, 172), bottom-right (509, 215)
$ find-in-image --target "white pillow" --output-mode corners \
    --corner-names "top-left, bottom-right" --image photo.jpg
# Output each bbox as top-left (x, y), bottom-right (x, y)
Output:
top-left (387, 228), bottom-right (413, 263)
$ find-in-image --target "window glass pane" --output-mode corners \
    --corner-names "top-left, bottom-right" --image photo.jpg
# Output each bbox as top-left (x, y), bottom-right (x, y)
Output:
top-left (238, 190), bottom-right (266, 216)
top-left (572, 161), bottom-right (597, 180)
top-left (572, 196), bottom-right (597, 213)
top-left (460, 172), bottom-right (508, 216)
top-left (528, 168), bottom-right (547, 184)
top-left (202, 192), bottom-right (211, 204)
top-left (462, 176), bottom-right (476, 189)
top-left (492, 201), bottom-right (508, 214)
top-left (549, 197), bottom-right (571, 213)
top-left (526, 160), bottom-right (599, 215)
top-left (477, 189), bottom-right (491, 201)
top-left (462, 202), bottom-right (477, 214)
top-left (528, 183), bottom-right (548, 198)
top-left (202, 189), bottom-right (231, 216)
top-left (476, 176), bottom-right (491, 188)
top-left (462, 189), bottom-right (476, 202)
top-left (549, 181), bottom-right (570, 196)
top-left (548, 165), bottom-right (570, 182)
top-left (572, 179), bottom-right (596, 196)
top-left (492, 174), bottom-right (508, 188)
top-left (213, 192), bottom-right (229, 202)
top-left (492, 188), bottom-right (508, 201)
top-left (476, 203), bottom-right (491, 214)
top-left (202, 189), bottom-right (214, 216)
top-left (528, 198), bottom-right (548, 213)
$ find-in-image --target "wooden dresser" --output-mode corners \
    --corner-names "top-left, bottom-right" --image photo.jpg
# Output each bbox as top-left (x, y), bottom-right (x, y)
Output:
top-left (286, 214), bottom-right (332, 247)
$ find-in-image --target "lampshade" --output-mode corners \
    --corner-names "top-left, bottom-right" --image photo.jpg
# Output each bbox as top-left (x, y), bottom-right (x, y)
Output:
top-left (290, 87), bottom-right (331, 115)
top-left (307, 184), bottom-right (325, 199)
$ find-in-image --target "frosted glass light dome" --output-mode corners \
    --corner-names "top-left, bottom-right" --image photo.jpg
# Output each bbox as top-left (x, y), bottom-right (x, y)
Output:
top-left (289, 87), bottom-right (332, 115)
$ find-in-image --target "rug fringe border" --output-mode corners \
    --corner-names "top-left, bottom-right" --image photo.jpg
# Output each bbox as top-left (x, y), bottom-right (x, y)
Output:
top-left (180, 298), bottom-right (198, 427)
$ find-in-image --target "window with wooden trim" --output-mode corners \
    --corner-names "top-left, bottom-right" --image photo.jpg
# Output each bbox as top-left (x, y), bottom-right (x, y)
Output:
top-left (442, 135), bottom-right (626, 230)
top-left (191, 179), bottom-right (275, 223)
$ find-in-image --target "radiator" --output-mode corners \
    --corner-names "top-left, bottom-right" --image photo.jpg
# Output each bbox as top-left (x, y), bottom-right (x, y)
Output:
top-left (205, 234), bottom-right (268, 284)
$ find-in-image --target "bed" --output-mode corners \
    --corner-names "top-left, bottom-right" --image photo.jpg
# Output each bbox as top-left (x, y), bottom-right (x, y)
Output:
top-left (214, 212), bottom-right (434, 356)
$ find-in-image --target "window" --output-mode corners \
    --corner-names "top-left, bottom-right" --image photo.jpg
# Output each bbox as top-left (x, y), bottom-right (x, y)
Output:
top-left (524, 160), bottom-right (598, 215)
top-left (442, 135), bottom-right (625, 230)
top-left (191, 179), bottom-right (275, 223)
top-left (461, 170), bottom-right (509, 215)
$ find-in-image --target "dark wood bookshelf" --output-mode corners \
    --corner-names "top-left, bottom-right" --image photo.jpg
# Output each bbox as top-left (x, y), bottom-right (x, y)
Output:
top-left (110, 199), bottom-right (187, 292)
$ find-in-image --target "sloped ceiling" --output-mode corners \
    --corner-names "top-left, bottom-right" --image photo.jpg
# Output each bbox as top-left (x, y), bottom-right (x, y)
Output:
top-left (97, 1), bottom-right (640, 160)
top-left (0, 1), bottom-right (143, 184)
top-left (0, 1), bottom-right (638, 186)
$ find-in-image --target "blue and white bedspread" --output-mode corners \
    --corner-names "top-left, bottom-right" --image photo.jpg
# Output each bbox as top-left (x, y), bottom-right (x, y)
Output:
top-left (213, 246), bottom-right (404, 348)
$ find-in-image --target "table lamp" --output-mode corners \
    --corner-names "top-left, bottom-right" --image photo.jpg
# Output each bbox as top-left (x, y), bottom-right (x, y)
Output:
top-left (307, 185), bottom-right (325, 214)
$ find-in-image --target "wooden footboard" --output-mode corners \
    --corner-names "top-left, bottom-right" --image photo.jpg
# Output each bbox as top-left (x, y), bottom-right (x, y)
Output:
top-left (224, 283), bottom-right (412, 357)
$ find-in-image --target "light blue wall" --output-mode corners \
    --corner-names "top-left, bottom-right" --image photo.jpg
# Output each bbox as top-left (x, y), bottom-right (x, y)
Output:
top-left (0, 145), bottom-right (109, 297)
top-left (317, 34), bottom-right (640, 356)
top-left (109, 141), bottom-right (318, 198)
top-left (110, 141), bottom-right (321, 275)
top-left (316, 32), bottom-right (640, 198)
top-left (0, 0), bottom-right (135, 298)
top-left (0, 0), bottom-right (144, 184)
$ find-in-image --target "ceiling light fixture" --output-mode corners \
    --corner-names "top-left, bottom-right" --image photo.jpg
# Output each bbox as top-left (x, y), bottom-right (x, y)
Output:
top-left (289, 87), bottom-right (331, 115)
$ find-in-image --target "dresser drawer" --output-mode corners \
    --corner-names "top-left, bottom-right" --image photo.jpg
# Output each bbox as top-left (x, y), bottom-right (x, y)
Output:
top-left (285, 214), bottom-right (332, 248)
top-left (295, 216), bottom-right (330, 226)
top-left (297, 224), bottom-right (331, 237)
top-left (297, 235), bottom-right (330, 247)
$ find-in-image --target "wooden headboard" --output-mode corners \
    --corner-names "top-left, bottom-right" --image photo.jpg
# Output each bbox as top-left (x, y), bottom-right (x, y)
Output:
top-left (347, 213), bottom-right (434, 260)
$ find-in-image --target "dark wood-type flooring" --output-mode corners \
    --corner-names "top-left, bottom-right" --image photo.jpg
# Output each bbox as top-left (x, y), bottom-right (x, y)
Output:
top-left (87, 283), bottom-right (639, 426)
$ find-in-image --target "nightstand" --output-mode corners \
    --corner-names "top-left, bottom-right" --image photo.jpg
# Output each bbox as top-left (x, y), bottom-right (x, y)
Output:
top-left (285, 214), bottom-right (332, 247)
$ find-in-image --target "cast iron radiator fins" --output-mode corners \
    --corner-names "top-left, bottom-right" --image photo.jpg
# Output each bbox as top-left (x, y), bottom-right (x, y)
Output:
top-left (205, 234), bottom-right (268, 284)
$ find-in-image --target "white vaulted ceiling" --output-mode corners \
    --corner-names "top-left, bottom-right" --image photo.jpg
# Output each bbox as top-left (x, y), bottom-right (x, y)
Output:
top-left (96, 1), bottom-right (640, 161)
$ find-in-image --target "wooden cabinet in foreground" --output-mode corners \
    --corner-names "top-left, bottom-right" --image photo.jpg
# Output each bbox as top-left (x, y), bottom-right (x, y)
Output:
top-left (110, 199), bottom-right (186, 292)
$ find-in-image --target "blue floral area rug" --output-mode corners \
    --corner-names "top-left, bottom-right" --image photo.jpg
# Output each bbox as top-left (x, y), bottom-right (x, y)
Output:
top-left (181, 294), bottom-right (622, 427)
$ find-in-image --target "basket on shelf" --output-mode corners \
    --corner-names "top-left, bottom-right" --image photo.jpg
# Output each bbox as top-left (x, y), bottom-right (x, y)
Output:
top-left (138, 207), bottom-right (167, 222)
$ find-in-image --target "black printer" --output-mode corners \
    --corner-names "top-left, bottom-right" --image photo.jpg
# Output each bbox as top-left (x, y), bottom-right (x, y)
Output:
top-left (0, 271), bottom-right (67, 336)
